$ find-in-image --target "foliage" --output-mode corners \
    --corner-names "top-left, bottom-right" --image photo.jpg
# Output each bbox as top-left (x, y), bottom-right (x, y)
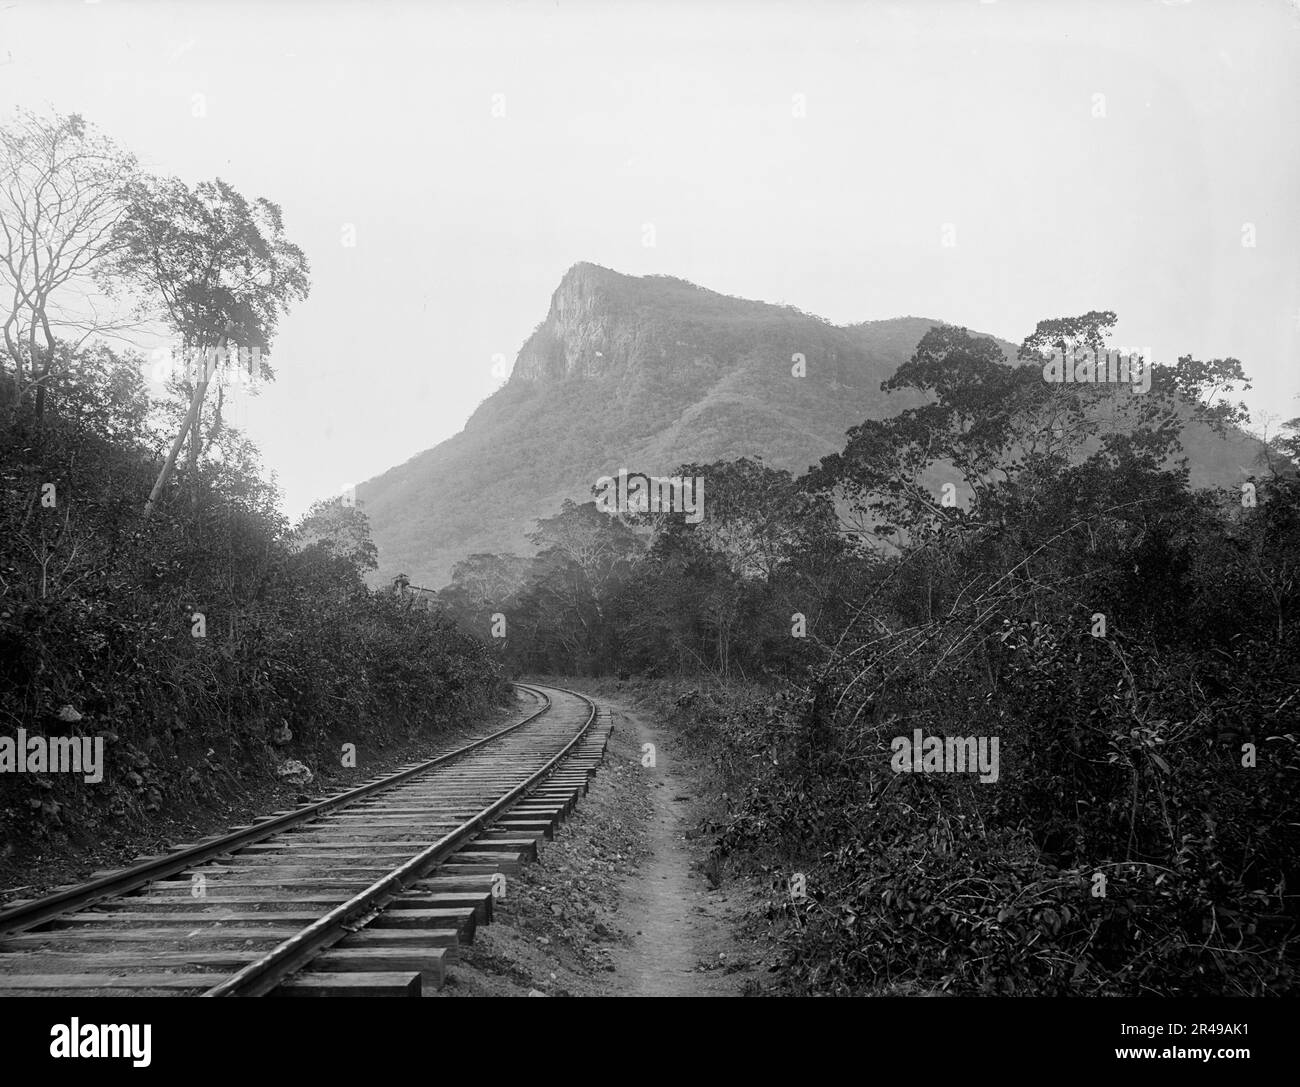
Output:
top-left (444, 315), bottom-right (1299, 995)
top-left (0, 109), bottom-right (137, 417)
top-left (0, 344), bottom-right (508, 868)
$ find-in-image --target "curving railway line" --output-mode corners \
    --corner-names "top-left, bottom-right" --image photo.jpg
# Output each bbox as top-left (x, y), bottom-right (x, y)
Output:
top-left (0, 682), bottom-right (610, 997)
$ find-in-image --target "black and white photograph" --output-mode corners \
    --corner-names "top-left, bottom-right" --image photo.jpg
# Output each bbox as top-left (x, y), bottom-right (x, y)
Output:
top-left (0, 0), bottom-right (1295, 1069)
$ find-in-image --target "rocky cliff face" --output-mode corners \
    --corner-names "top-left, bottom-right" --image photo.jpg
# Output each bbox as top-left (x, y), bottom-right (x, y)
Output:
top-left (512, 263), bottom-right (628, 382)
top-left (510, 262), bottom-right (870, 387)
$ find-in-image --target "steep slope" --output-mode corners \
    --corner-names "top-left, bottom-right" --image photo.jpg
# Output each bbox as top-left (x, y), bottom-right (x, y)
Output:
top-left (358, 264), bottom-right (952, 586)
top-left (358, 263), bottom-right (1262, 587)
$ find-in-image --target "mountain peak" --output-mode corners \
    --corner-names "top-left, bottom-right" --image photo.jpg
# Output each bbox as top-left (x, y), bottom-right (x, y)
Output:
top-left (512, 264), bottom-right (830, 384)
top-left (512, 263), bottom-right (638, 382)
top-left (362, 269), bottom-right (969, 584)
top-left (359, 270), bottom-right (1255, 588)
top-left (556, 260), bottom-right (625, 286)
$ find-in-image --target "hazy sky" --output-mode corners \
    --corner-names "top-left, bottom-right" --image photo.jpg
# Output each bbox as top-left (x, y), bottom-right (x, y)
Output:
top-left (2, 0), bottom-right (1298, 520)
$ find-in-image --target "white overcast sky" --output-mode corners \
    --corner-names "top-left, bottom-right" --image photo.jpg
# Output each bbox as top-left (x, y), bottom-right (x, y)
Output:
top-left (2, 0), bottom-right (1298, 519)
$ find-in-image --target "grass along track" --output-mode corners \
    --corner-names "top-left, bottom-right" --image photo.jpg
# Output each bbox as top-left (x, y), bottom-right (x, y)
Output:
top-left (0, 683), bottom-right (611, 997)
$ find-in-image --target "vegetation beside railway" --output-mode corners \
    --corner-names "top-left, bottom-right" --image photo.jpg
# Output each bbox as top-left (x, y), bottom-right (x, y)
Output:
top-left (445, 321), bottom-right (1300, 997)
top-left (0, 359), bottom-right (510, 884)
top-left (0, 111), bottom-right (510, 884)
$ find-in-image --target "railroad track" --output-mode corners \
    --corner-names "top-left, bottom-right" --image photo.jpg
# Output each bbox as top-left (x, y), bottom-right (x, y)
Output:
top-left (0, 682), bottom-right (610, 997)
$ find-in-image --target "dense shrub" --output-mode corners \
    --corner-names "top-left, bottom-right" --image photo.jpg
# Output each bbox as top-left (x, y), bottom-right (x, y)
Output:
top-left (699, 474), bottom-right (1300, 995)
top-left (612, 328), bottom-right (1300, 995)
top-left (0, 346), bottom-right (509, 870)
top-left (425, 316), bottom-right (1300, 995)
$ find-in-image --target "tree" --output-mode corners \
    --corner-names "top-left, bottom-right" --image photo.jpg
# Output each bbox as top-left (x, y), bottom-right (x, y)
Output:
top-left (0, 109), bottom-right (137, 417)
top-left (525, 501), bottom-right (640, 673)
top-left (294, 498), bottom-right (379, 574)
top-left (107, 176), bottom-right (310, 517)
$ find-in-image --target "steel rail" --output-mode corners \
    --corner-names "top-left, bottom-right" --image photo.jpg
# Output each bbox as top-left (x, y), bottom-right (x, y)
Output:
top-left (0, 683), bottom-right (554, 936)
top-left (201, 682), bottom-right (598, 997)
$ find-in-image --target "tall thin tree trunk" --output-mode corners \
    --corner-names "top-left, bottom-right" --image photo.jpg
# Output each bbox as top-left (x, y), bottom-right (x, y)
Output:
top-left (187, 367), bottom-right (203, 512)
top-left (33, 308), bottom-right (57, 424)
top-left (26, 317), bottom-right (38, 417)
top-left (143, 338), bottom-right (223, 520)
top-left (1, 314), bottom-right (24, 408)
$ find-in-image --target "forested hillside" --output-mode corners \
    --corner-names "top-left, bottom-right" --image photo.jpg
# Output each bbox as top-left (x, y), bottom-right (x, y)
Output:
top-left (437, 315), bottom-right (1300, 995)
top-left (361, 264), bottom-right (1264, 588)
top-left (358, 264), bottom-right (956, 586)
top-left (0, 111), bottom-right (508, 881)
